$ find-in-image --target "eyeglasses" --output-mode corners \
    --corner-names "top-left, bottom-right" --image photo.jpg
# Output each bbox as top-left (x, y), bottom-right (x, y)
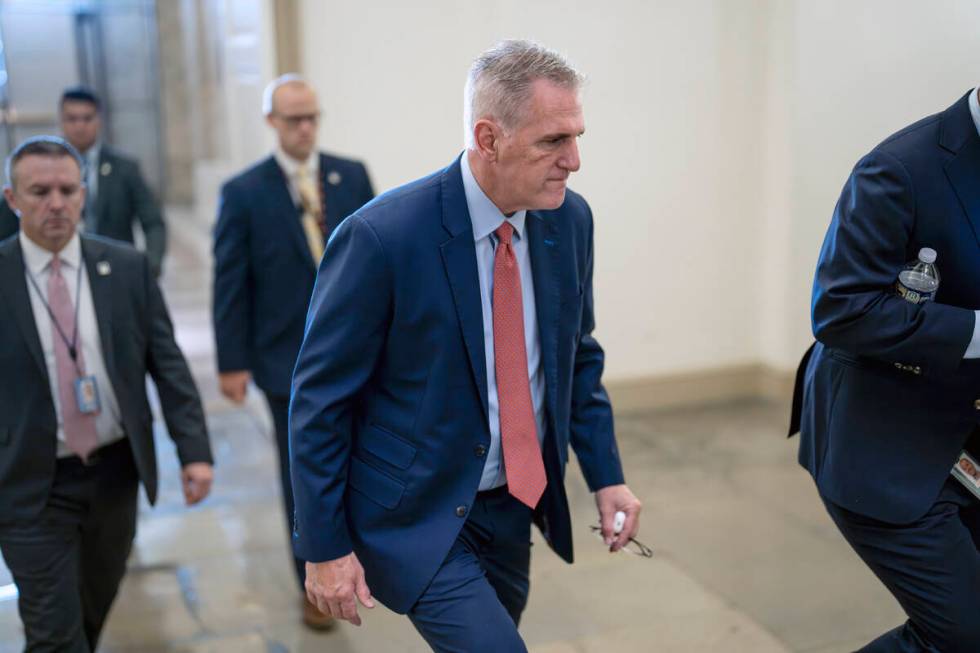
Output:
top-left (589, 525), bottom-right (653, 558)
top-left (273, 111), bottom-right (320, 127)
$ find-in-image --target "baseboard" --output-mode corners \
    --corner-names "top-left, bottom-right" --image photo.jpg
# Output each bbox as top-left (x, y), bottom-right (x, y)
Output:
top-left (605, 364), bottom-right (795, 413)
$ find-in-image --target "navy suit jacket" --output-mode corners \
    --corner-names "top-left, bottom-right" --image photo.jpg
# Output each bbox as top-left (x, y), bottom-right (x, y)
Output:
top-left (289, 156), bottom-right (624, 613)
top-left (212, 152), bottom-right (374, 397)
top-left (0, 235), bottom-right (212, 521)
top-left (796, 91), bottom-right (980, 524)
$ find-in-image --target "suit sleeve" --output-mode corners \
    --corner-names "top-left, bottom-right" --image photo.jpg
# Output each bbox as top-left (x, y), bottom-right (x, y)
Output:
top-left (212, 182), bottom-right (252, 373)
top-left (812, 150), bottom-right (975, 375)
top-left (142, 254), bottom-right (213, 466)
top-left (569, 210), bottom-right (625, 492)
top-left (126, 160), bottom-right (167, 278)
top-left (289, 214), bottom-right (392, 562)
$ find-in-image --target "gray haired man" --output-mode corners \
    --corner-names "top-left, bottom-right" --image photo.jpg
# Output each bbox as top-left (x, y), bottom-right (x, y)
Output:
top-left (293, 40), bottom-right (641, 652)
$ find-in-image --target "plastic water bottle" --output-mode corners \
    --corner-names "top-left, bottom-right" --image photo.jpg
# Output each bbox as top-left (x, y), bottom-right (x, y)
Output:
top-left (895, 247), bottom-right (940, 304)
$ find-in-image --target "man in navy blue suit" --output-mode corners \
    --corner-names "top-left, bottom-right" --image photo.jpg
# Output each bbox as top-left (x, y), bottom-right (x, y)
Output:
top-left (211, 74), bottom-right (374, 629)
top-left (793, 86), bottom-right (980, 652)
top-left (290, 41), bottom-right (641, 651)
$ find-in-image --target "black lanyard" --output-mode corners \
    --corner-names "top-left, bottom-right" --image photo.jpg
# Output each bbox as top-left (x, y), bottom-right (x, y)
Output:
top-left (25, 256), bottom-right (84, 376)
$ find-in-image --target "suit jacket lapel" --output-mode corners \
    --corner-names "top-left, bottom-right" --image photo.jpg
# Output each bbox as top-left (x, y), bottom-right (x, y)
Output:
top-left (526, 211), bottom-right (560, 429)
top-left (319, 153), bottom-right (335, 232)
top-left (80, 237), bottom-right (120, 391)
top-left (0, 239), bottom-right (47, 378)
top-left (946, 138), bottom-right (980, 248)
top-left (264, 157), bottom-right (316, 270)
top-left (941, 92), bottom-right (980, 248)
top-left (93, 149), bottom-right (112, 227)
top-left (438, 158), bottom-right (489, 422)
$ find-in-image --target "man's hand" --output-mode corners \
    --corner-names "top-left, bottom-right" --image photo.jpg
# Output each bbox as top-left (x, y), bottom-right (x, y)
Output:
top-left (595, 484), bottom-right (642, 552)
top-left (219, 370), bottom-right (251, 404)
top-left (306, 553), bottom-right (376, 626)
top-left (181, 463), bottom-right (213, 505)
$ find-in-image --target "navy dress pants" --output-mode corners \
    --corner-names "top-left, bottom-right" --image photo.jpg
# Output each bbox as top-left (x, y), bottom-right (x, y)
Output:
top-left (266, 394), bottom-right (306, 590)
top-left (408, 486), bottom-right (533, 653)
top-left (823, 479), bottom-right (980, 653)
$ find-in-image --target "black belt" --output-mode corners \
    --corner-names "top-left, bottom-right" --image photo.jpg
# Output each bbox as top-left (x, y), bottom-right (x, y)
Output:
top-left (477, 484), bottom-right (510, 499)
top-left (55, 437), bottom-right (130, 472)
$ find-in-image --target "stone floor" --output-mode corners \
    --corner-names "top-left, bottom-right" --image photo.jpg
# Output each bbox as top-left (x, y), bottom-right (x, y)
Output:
top-left (0, 214), bottom-right (905, 652)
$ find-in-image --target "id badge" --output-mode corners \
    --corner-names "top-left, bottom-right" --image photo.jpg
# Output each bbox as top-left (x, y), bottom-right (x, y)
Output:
top-left (74, 375), bottom-right (102, 414)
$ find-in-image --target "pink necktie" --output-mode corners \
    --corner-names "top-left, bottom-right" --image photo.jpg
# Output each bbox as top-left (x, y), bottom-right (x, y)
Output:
top-left (493, 222), bottom-right (546, 509)
top-left (48, 256), bottom-right (98, 460)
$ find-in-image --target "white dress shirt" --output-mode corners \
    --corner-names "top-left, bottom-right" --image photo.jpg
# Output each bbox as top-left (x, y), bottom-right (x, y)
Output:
top-left (460, 153), bottom-right (547, 491)
top-left (274, 147), bottom-right (319, 207)
top-left (20, 232), bottom-right (123, 457)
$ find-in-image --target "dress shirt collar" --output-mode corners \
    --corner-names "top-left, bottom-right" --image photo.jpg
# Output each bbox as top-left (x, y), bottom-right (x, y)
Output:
top-left (20, 230), bottom-right (82, 276)
top-left (274, 146), bottom-right (319, 179)
top-left (969, 87), bottom-right (980, 139)
top-left (460, 151), bottom-right (527, 243)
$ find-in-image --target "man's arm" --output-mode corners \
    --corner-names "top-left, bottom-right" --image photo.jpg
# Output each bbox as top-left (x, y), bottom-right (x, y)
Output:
top-left (812, 150), bottom-right (974, 374)
top-left (141, 254), bottom-right (214, 501)
top-left (290, 214), bottom-right (391, 623)
top-left (212, 182), bottom-right (253, 398)
top-left (125, 159), bottom-right (166, 278)
top-left (567, 211), bottom-right (640, 551)
top-left (290, 213), bottom-right (392, 563)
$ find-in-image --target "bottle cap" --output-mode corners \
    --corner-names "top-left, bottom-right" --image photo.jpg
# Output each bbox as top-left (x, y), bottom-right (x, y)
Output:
top-left (918, 247), bottom-right (937, 264)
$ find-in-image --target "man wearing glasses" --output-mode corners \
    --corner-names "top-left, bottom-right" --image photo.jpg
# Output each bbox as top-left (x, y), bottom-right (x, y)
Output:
top-left (211, 74), bottom-right (374, 630)
top-left (290, 41), bottom-right (642, 651)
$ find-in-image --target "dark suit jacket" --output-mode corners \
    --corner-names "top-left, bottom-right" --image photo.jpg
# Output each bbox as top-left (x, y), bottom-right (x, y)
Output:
top-left (212, 152), bottom-right (374, 397)
top-left (0, 234), bottom-right (212, 523)
top-left (289, 156), bottom-right (625, 613)
top-left (0, 145), bottom-right (166, 277)
top-left (794, 91), bottom-right (980, 524)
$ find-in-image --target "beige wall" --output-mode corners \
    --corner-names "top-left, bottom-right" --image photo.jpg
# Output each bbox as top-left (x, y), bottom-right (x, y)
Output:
top-left (296, 0), bottom-right (979, 383)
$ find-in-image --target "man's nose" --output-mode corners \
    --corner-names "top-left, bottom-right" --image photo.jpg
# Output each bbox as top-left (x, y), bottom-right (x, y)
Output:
top-left (560, 139), bottom-right (581, 172)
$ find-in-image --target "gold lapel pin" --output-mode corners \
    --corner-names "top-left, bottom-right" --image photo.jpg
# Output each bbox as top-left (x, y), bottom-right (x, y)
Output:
top-left (100, 162), bottom-right (112, 176)
top-left (97, 261), bottom-right (111, 276)
top-left (327, 170), bottom-right (342, 186)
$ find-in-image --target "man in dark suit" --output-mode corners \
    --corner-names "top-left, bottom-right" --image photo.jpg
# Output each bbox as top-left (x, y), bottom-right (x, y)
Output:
top-left (211, 74), bottom-right (374, 629)
top-left (290, 41), bottom-right (641, 651)
top-left (0, 136), bottom-right (213, 652)
top-left (792, 86), bottom-right (980, 652)
top-left (0, 87), bottom-right (167, 277)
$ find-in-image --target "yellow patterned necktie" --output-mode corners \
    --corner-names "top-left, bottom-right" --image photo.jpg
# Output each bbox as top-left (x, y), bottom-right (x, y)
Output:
top-left (296, 164), bottom-right (324, 262)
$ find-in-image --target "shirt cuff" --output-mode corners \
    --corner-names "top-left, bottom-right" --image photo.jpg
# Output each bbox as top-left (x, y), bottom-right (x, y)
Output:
top-left (965, 311), bottom-right (980, 359)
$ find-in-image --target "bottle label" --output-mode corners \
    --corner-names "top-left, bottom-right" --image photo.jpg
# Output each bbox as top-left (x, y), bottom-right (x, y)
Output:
top-left (896, 280), bottom-right (935, 304)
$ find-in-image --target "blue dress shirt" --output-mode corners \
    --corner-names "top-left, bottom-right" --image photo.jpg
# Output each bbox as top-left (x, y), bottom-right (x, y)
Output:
top-left (460, 152), bottom-right (547, 491)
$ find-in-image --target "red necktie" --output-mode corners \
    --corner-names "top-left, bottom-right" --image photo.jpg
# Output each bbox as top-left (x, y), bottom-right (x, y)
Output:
top-left (49, 256), bottom-right (99, 460)
top-left (493, 222), bottom-right (546, 509)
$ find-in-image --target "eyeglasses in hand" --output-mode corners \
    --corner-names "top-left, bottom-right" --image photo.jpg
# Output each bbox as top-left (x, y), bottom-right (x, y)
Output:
top-left (589, 525), bottom-right (653, 558)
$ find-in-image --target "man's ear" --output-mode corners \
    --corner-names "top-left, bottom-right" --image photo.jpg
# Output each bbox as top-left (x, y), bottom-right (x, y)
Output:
top-left (3, 186), bottom-right (20, 218)
top-left (473, 119), bottom-right (501, 162)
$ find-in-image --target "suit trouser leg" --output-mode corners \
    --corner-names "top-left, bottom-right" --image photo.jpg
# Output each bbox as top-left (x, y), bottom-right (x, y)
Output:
top-left (266, 394), bottom-right (306, 590)
top-left (407, 488), bottom-right (532, 653)
top-left (822, 479), bottom-right (980, 653)
top-left (0, 441), bottom-right (139, 653)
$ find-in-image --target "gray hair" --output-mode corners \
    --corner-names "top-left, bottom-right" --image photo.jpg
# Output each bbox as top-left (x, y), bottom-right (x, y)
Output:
top-left (4, 135), bottom-right (85, 190)
top-left (262, 73), bottom-right (311, 116)
top-left (463, 40), bottom-right (583, 148)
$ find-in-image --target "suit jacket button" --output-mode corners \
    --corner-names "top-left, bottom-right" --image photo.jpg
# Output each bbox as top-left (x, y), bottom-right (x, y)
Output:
top-left (975, 400), bottom-right (980, 411)
top-left (474, 444), bottom-right (486, 457)
top-left (455, 505), bottom-right (467, 518)
top-left (913, 366), bottom-right (922, 375)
